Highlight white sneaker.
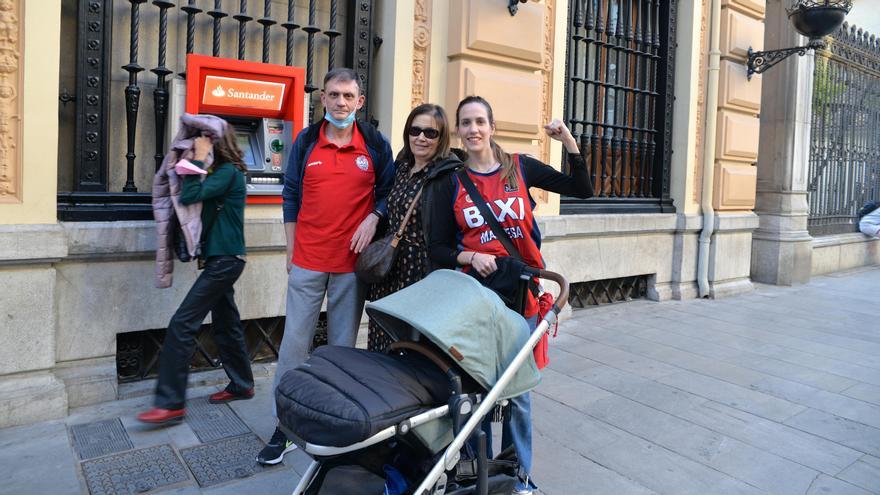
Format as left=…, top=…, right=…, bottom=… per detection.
left=512, top=489, right=533, bottom=495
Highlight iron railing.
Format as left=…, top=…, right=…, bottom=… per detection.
left=808, top=23, right=880, bottom=235
left=57, top=0, right=377, bottom=221
left=561, top=0, right=677, bottom=214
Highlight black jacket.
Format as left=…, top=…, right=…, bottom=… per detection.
left=419, top=154, right=464, bottom=272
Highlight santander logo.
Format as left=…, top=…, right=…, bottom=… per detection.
left=202, top=75, right=285, bottom=111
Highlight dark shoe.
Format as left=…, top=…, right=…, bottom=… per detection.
left=208, top=387, right=255, bottom=404
left=137, top=407, right=186, bottom=424
left=257, top=427, right=297, bottom=465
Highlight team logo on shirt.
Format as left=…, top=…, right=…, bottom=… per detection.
left=503, top=182, right=520, bottom=193
left=355, top=155, right=370, bottom=171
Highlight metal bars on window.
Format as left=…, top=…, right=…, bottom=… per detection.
left=59, top=0, right=375, bottom=221
left=561, top=0, right=676, bottom=214
left=807, top=23, right=880, bottom=236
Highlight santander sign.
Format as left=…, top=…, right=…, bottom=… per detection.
left=202, top=75, right=286, bottom=111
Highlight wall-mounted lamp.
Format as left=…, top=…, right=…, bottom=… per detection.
left=508, top=0, right=528, bottom=16
left=747, top=0, right=852, bottom=80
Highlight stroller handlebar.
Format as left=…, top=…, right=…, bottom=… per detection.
left=537, top=269, right=569, bottom=314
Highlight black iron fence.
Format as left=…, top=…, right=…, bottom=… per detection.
left=808, top=23, right=880, bottom=236
left=57, top=0, right=377, bottom=221
left=561, top=0, right=677, bottom=214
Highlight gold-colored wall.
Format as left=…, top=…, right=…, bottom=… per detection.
left=0, top=0, right=60, bottom=225
left=713, top=0, right=765, bottom=211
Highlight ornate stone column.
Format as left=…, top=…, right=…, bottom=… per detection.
left=751, top=0, right=814, bottom=285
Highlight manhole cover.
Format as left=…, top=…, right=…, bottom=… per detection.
left=70, top=418, right=134, bottom=460
left=185, top=396, right=250, bottom=443
left=81, top=444, right=189, bottom=495
left=180, top=434, right=269, bottom=487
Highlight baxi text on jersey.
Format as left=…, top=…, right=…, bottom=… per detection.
left=462, top=197, right=527, bottom=228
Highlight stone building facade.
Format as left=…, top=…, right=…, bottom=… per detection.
left=0, top=0, right=877, bottom=428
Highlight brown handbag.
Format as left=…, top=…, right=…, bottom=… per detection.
left=355, top=185, right=424, bottom=284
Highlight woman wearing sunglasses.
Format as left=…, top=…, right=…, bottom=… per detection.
left=365, top=103, right=462, bottom=352
left=428, top=95, right=593, bottom=495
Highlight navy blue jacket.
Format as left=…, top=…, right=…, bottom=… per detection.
left=282, top=120, right=395, bottom=223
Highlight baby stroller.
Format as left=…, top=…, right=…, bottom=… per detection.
left=275, top=267, right=569, bottom=495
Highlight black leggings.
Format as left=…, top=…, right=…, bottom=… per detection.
left=154, top=256, right=254, bottom=410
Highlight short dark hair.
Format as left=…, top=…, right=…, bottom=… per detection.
left=323, top=68, right=362, bottom=95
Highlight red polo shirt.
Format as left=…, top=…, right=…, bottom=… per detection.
left=293, top=122, right=375, bottom=272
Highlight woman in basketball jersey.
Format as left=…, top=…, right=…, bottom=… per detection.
left=428, top=95, right=592, bottom=494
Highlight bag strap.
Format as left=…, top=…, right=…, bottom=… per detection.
left=456, top=169, right=522, bottom=261
left=199, top=171, right=237, bottom=245
left=391, top=183, right=426, bottom=247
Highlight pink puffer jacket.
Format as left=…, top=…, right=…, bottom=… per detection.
left=152, top=113, right=229, bottom=288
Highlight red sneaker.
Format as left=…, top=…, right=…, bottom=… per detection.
left=208, top=388, right=255, bottom=404
left=136, top=407, right=186, bottom=424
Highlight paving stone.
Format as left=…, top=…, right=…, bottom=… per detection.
left=842, top=383, right=880, bottom=406
left=657, top=371, right=806, bottom=422
left=635, top=324, right=859, bottom=393
left=185, top=396, right=251, bottom=443
left=561, top=338, right=681, bottom=380
left=579, top=365, right=864, bottom=476
left=579, top=393, right=819, bottom=495
left=69, top=417, right=134, bottom=460
left=81, top=444, right=190, bottom=495
left=180, top=434, right=269, bottom=488
left=202, top=463, right=300, bottom=495
left=837, top=456, right=880, bottom=494
left=531, top=430, right=657, bottom=495
left=805, top=474, right=874, bottom=495
left=784, top=409, right=880, bottom=457
left=0, top=421, right=82, bottom=495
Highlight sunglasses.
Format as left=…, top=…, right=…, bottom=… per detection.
left=408, top=125, right=440, bottom=139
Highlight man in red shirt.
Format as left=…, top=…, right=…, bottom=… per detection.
left=258, top=68, right=394, bottom=464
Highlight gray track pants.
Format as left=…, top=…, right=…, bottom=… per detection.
left=271, top=263, right=365, bottom=417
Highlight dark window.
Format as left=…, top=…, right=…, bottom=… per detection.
left=57, top=0, right=376, bottom=221
left=562, top=0, right=677, bottom=214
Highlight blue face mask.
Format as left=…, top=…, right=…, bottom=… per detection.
left=324, top=110, right=356, bottom=129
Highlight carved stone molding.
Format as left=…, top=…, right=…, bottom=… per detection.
left=411, top=0, right=432, bottom=108
left=0, top=0, right=21, bottom=203
left=694, top=0, right=709, bottom=203
left=534, top=0, right=555, bottom=204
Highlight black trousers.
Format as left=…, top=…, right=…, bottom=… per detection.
left=154, top=256, right=254, bottom=410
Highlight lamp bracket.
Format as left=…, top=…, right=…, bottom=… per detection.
left=746, top=39, right=826, bottom=80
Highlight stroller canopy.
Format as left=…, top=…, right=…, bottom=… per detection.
left=366, top=269, right=540, bottom=399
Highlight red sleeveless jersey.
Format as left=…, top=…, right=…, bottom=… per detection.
left=452, top=155, right=543, bottom=316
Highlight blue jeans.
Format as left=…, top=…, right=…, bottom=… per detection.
left=472, top=315, right=538, bottom=492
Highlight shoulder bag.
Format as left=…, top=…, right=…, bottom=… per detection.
left=355, top=185, right=425, bottom=284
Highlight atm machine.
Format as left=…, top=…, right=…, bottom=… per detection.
left=168, top=54, right=306, bottom=204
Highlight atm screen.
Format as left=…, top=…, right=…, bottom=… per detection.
left=236, top=133, right=261, bottom=171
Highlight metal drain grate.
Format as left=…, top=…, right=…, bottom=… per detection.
left=569, top=275, right=649, bottom=308
left=180, top=434, right=269, bottom=487
left=81, top=444, right=189, bottom=495
left=185, top=396, right=251, bottom=443
left=70, top=418, right=134, bottom=460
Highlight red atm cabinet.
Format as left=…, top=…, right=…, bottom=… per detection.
left=185, top=54, right=306, bottom=205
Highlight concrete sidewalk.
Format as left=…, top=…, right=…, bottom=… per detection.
left=1, top=267, right=879, bottom=494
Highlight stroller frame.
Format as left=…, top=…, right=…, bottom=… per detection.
left=288, top=269, right=569, bottom=495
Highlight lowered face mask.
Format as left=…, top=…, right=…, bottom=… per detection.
left=324, top=110, right=356, bottom=129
